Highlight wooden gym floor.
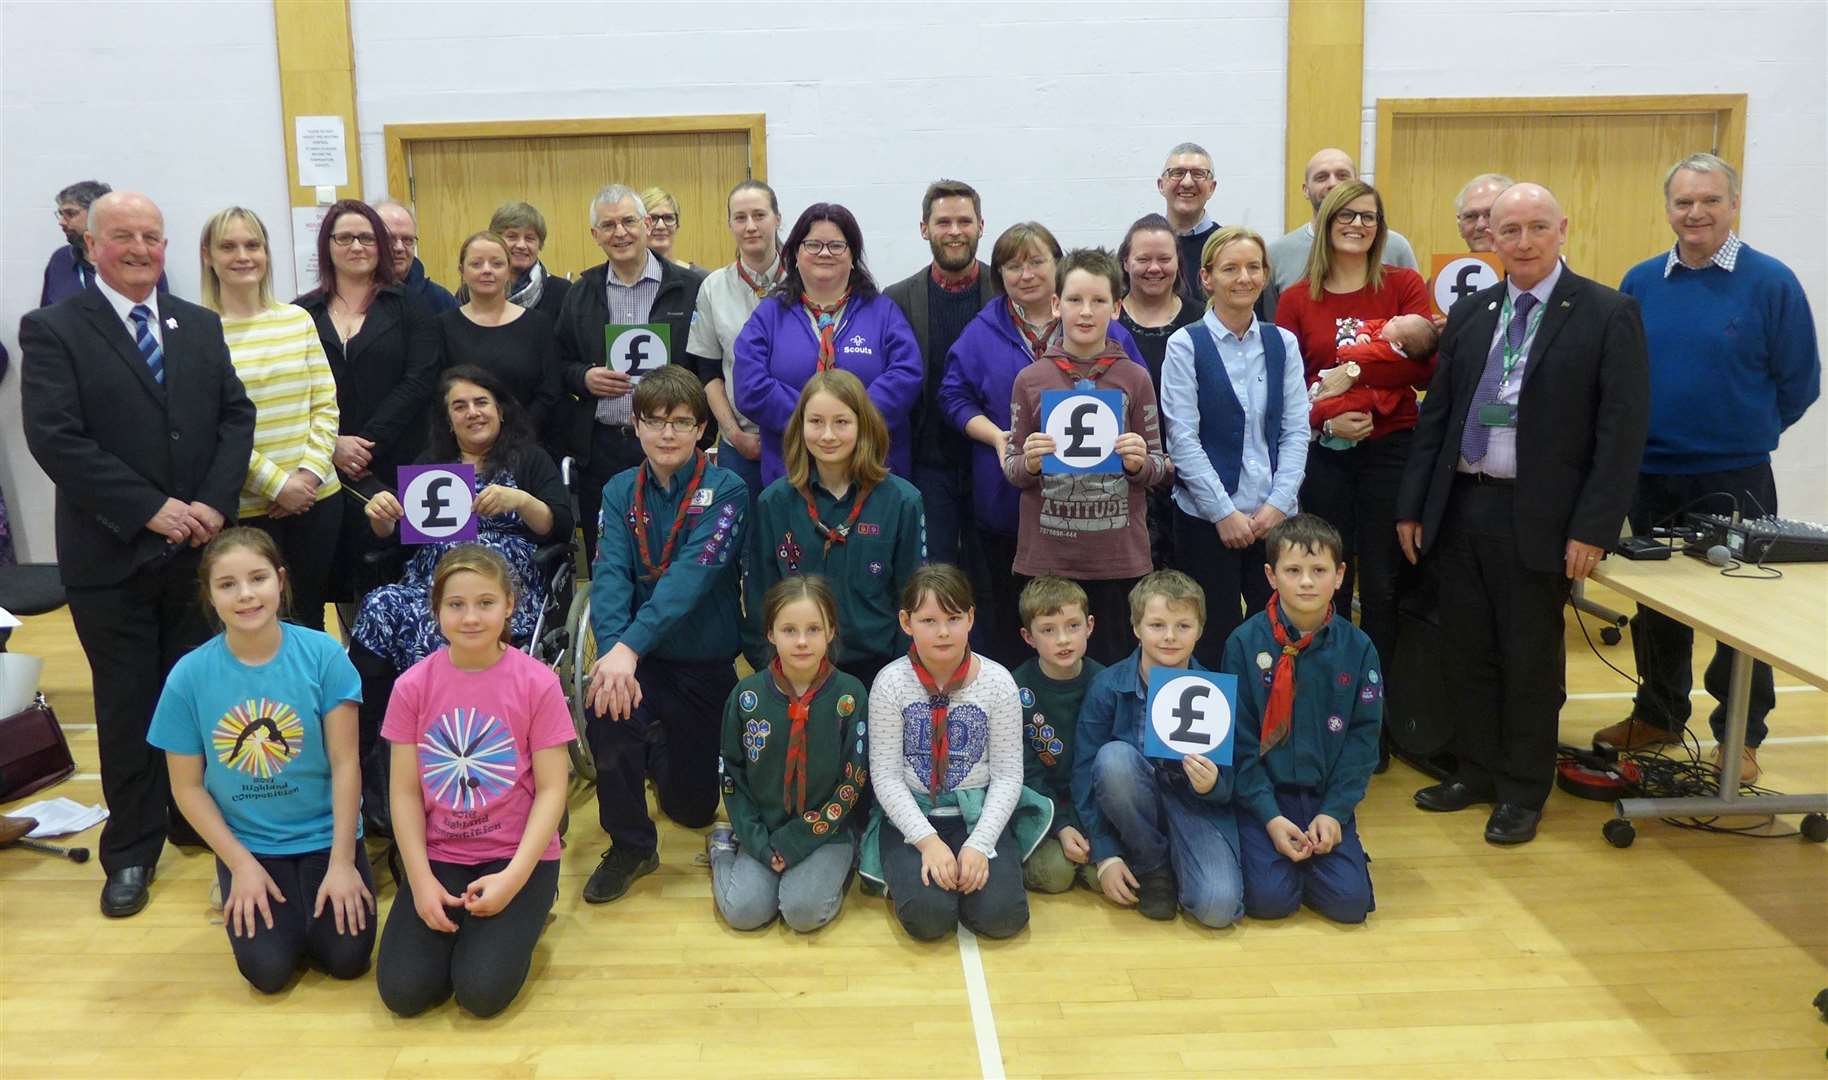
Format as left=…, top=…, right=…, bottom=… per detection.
left=1, top=579, right=1824, bottom=1078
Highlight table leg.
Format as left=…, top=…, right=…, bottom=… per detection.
left=1716, top=648, right=1752, bottom=798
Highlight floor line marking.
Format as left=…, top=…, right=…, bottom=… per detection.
left=957, top=926, right=1005, bottom=1080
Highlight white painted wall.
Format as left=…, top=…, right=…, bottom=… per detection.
left=1364, top=0, right=1828, bottom=521
left=347, top=0, right=1290, bottom=280
left=0, top=0, right=292, bottom=562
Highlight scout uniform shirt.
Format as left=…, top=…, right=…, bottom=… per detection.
left=1012, top=655, right=1105, bottom=837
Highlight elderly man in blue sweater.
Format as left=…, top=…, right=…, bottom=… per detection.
left=1594, top=154, right=1820, bottom=782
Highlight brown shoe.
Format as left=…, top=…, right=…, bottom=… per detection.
left=1709, top=744, right=1761, bottom=785
left=1593, top=717, right=1681, bottom=751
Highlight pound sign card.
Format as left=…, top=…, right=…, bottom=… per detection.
left=604, top=323, right=671, bottom=379
left=1429, top=252, right=1503, bottom=317
left=1144, top=668, right=1236, bottom=765
left=1039, top=388, right=1124, bottom=475
left=398, top=464, right=477, bottom=545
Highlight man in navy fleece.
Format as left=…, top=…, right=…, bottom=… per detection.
left=1593, top=153, right=1820, bottom=783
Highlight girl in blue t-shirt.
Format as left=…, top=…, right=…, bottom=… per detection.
left=149, top=528, right=374, bottom=993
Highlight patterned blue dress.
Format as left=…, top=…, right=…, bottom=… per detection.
left=351, top=468, right=545, bottom=671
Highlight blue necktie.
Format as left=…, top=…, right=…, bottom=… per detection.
left=1459, top=292, right=1537, bottom=465
left=130, top=304, right=164, bottom=385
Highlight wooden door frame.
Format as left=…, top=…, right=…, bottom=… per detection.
left=383, top=113, right=768, bottom=203
left=1374, top=93, right=1747, bottom=193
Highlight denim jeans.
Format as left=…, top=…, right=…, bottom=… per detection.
left=1092, top=741, right=1243, bottom=928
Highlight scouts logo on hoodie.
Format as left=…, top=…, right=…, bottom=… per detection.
left=841, top=333, right=872, bottom=357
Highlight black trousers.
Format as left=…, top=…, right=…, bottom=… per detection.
left=1301, top=431, right=1412, bottom=666
left=214, top=849, right=376, bottom=993
left=348, top=642, right=397, bottom=834
left=578, top=423, right=645, bottom=565
left=1627, top=464, right=1779, bottom=745
left=879, top=815, right=1028, bottom=941
left=1172, top=506, right=1272, bottom=670
left=964, top=527, right=1027, bottom=670
left=244, top=495, right=342, bottom=632
left=587, top=656, right=737, bottom=856
left=377, top=857, right=560, bottom=1018
left=1434, top=478, right=1571, bottom=809
left=1081, top=576, right=1144, bottom=668
left=65, top=551, right=208, bottom=872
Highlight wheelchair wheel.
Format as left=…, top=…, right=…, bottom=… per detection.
left=563, top=589, right=598, bottom=782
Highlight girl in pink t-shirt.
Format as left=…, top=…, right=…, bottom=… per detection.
left=376, top=546, right=574, bottom=1018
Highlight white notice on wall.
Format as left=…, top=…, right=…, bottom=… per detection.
left=295, top=115, right=348, bottom=187
left=292, top=205, right=330, bottom=295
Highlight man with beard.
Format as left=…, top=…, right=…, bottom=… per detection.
left=884, top=179, right=996, bottom=565
left=1263, top=148, right=1418, bottom=321
left=41, top=180, right=166, bottom=307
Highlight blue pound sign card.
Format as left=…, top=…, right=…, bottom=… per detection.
left=1143, top=667, right=1236, bottom=765
left=1039, top=388, right=1124, bottom=474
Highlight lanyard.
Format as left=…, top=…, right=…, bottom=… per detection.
left=1497, top=291, right=1547, bottom=391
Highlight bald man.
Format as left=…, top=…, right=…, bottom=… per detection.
left=1262, top=148, right=1419, bottom=321
left=21, top=191, right=256, bottom=915
left=374, top=200, right=457, bottom=314
left=1395, top=183, right=1647, bottom=845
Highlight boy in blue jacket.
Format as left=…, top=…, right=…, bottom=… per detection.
left=583, top=365, right=747, bottom=905
left=1071, top=570, right=1242, bottom=927
left=1223, top=513, right=1378, bottom=923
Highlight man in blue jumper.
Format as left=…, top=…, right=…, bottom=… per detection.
left=1593, top=154, right=1820, bottom=783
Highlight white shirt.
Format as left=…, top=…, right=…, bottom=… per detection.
left=686, top=256, right=782, bottom=434
left=1459, top=260, right=1564, bottom=479
left=95, top=275, right=163, bottom=348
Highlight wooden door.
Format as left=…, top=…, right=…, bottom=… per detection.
left=1375, top=95, right=1745, bottom=289
left=386, top=115, right=765, bottom=285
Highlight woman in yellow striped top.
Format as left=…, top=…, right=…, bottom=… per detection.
left=200, top=207, right=343, bottom=631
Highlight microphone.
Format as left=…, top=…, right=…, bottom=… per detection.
left=1705, top=545, right=1733, bottom=567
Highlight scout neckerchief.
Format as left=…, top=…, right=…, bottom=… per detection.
left=1008, top=298, right=1057, bottom=359
left=631, top=450, right=707, bottom=582
left=770, top=656, right=835, bottom=815
left=798, top=479, right=874, bottom=556
left=909, top=647, right=972, bottom=794
left=1049, top=347, right=1120, bottom=389
left=1262, top=593, right=1333, bottom=753
left=802, top=290, right=851, bottom=371
left=931, top=262, right=980, bottom=292
left=737, top=251, right=784, bottom=299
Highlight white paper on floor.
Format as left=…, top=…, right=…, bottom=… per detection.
left=11, top=797, right=107, bottom=838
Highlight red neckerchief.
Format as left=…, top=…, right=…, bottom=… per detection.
left=631, top=451, right=707, bottom=582
left=1008, top=298, right=1057, bottom=359
left=770, top=656, right=835, bottom=815
left=1262, top=593, right=1332, bottom=753
left=909, top=647, right=972, bottom=794
left=736, top=252, right=784, bottom=299
left=1046, top=344, right=1121, bottom=385
left=931, top=262, right=981, bottom=293
left=798, top=480, right=874, bottom=556
left=802, top=291, right=850, bottom=371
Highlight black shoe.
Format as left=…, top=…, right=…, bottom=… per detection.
left=1413, top=779, right=1496, bottom=813
left=1135, top=867, right=1177, bottom=921
left=582, top=846, right=659, bottom=904
left=1374, top=733, right=1392, bottom=775
left=1484, top=803, right=1542, bottom=845
left=100, top=865, right=156, bottom=918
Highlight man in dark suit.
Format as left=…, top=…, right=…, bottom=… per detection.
left=21, top=191, right=256, bottom=915
left=882, top=178, right=994, bottom=567
left=1395, top=183, right=1648, bottom=845
left=554, top=183, right=701, bottom=562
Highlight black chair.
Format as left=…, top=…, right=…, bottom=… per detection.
left=0, top=564, right=67, bottom=652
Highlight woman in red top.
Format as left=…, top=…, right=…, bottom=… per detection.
left=1273, top=180, right=1432, bottom=674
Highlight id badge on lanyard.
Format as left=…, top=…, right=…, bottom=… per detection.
left=1484, top=294, right=1544, bottom=429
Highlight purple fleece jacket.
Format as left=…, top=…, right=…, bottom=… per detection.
left=937, top=300, right=1142, bottom=536
left=732, top=292, right=923, bottom=485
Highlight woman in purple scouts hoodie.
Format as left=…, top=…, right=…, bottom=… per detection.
left=733, top=203, right=922, bottom=486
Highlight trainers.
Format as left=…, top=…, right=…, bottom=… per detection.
left=704, top=823, right=735, bottom=865
left=1709, top=744, right=1761, bottom=785
left=582, top=845, right=660, bottom=904
left=1593, top=717, right=1682, bottom=752
left=1135, top=867, right=1177, bottom=921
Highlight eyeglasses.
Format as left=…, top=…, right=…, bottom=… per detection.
left=1457, top=209, right=1493, bottom=224
left=637, top=416, right=701, bottom=435
left=596, top=216, right=645, bottom=235
left=1163, top=167, right=1214, bottom=183
left=800, top=239, right=850, bottom=256
left=55, top=207, right=83, bottom=221
left=330, top=232, right=378, bottom=248
left=1333, top=209, right=1381, bottom=226
left=390, top=233, right=418, bottom=249
left=647, top=213, right=679, bottom=228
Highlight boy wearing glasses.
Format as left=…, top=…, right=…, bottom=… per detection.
left=582, top=364, right=747, bottom=904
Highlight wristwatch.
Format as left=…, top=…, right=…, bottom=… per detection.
left=1322, top=419, right=1335, bottom=438
left=1344, top=361, right=1361, bottom=379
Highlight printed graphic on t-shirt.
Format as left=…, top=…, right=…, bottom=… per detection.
left=901, top=699, right=988, bottom=791
left=419, top=707, right=518, bottom=812
left=213, top=699, right=305, bottom=779
left=1038, top=473, right=1129, bottom=536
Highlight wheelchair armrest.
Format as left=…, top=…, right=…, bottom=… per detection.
left=533, top=541, right=574, bottom=575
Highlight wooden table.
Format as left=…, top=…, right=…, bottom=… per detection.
left=1590, top=556, right=1828, bottom=831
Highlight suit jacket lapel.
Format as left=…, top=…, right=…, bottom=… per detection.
left=1521, top=267, right=1580, bottom=388
left=79, top=287, right=164, bottom=400
left=347, top=291, right=399, bottom=365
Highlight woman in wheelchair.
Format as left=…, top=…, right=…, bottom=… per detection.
left=347, top=366, right=573, bottom=827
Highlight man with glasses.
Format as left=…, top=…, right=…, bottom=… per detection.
left=554, top=183, right=703, bottom=561
left=374, top=199, right=457, bottom=314
left=1455, top=174, right=1514, bottom=253
left=41, top=180, right=166, bottom=307
left=1263, top=148, right=1419, bottom=321
left=1156, top=143, right=1227, bottom=304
